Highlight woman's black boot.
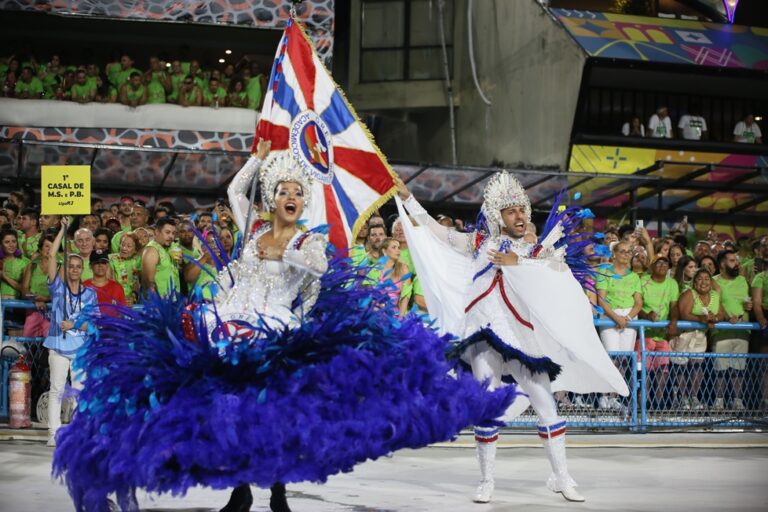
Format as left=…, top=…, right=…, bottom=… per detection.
left=269, top=482, right=292, bottom=512
left=220, top=484, right=253, bottom=512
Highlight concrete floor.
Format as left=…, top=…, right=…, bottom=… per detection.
left=1, top=439, right=767, bottom=512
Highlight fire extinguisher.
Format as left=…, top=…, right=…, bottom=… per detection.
left=9, top=356, right=32, bottom=429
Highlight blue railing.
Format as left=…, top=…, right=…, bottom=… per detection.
left=2, top=299, right=767, bottom=430
left=507, top=318, right=766, bottom=431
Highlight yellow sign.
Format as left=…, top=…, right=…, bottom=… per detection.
left=569, top=145, right=656, bottom=175
left=41, top=165, right=91, bottom=215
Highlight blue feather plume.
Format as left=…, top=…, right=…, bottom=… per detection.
left=53, top=253, right=518, bottom=511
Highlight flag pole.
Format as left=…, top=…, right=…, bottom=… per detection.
left=289, top=0, right=303, bottom=18
left=240, top=159, right=261, bottom=256
left=62, top=219, right=68, bottom=339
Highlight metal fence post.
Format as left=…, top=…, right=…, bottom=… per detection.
left=630, top=351, right=639, bottom=431
left=638, top=324, right=647, bottom=432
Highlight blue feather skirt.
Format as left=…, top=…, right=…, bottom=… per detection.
left=52, top=259, right=517, bottom=512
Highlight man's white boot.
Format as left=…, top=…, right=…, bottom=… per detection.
left=473, top=427, right=498, bottom=503
left=540, top=422, right=585, bottom=503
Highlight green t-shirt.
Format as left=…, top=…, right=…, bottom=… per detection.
left=18, top=231, right=41, bottom=260
left=179, top=86, right=200, bottom=105
left=687, top=289, right=720, bottom=317
left=144, top=240, right=180, bottom=297
left=752, top=271, right=768, bottom=308
left=398, top=247, right=423, bottom=302
left=106, top=62, right=122, bottom=84
left=596, top=265, right=641, bottom=310
left=70, top=82, right=95, bottom=102
left=15, top=77, right=44, bottom=97
left=112, top=67, right=142, bottom=87
left=181, top=246, right=201, bottom=262
left=168, top=73, right=186, bottom=101
left=123, top=84, right=145, bottom=103
left=80, top=259, right=93, bottom=282
left=1, top=256, right=30, bottom=298
left=110, top=253, right=140, bottom=301
left=202, top=86, right=226, bottom=106
left=194, top=262, right=218, bottom=300
left=228, top=91, right=249, bottom=108
left=712, top=275, right=750, bottom=341
left=146, top=80, right=166, bottom=104
left=246, top=75, right=263, bottom=109
left=29, top=259, right=50, bottom=298
left=640, top=275, right=679, bottom=339
left=365, top=254, right=383, bottom=286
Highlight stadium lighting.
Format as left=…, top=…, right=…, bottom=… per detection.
left=166, top=62, right=171, bottom=67
left=225, top=49, right=232, bottom=55
left=756, top=116, right=764, bottom=121
left=218, top=58, right=226, bottom=64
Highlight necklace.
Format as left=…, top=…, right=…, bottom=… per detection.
left=65, top=282, right=83, bottom=322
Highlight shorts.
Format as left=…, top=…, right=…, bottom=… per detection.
left=635, top=338, right=670, bottom=371
left=712, top=338, right=749, bottom=371
left=669, top=330, right=707, bottom=365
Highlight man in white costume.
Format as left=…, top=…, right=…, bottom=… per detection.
left=395, top=173, right=629, bottom=504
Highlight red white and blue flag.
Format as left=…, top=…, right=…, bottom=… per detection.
left=255, top=17, right=396, bottom=250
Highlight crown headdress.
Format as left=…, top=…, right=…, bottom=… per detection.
left=481, top=171, right=531, bottom=236
left=259, top=151, right=314, bottom=211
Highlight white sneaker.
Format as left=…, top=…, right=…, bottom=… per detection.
left=733, top=398, right=746, bottom=411
left=473, top=479, right=494, bottom=503
left=559, top=486, right=586, bottom=502
left=598, top=396, right=609, bottom=409
left=713, top=398, right=725, bottom=411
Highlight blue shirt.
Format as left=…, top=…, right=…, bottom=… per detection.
left=43, top=276, right=97, bottom=358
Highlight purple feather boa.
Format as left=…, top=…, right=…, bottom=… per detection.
left=52, top=256, right=518, bottom=512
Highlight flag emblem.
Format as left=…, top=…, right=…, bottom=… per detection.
left=290, top=110, right=334, bottom=185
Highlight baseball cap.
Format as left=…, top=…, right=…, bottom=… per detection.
left=89, top=249, right=110, bottom=264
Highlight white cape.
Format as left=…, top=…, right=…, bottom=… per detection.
left=396, top=198, right=628, bottom=419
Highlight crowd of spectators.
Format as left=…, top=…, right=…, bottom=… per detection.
left=621, top=106, right=763, bottom=144
left=349, top=209, right=768, bottom=413
left=1, top=189, right=766, bottom=416
left=0, top=53, right=266, bottom=110
left=587, top=220, right=767, bottom=412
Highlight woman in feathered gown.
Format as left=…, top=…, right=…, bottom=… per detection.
left=51, top=141, right=518, bottom=512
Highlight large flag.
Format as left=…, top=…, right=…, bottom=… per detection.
left=256, top=17, right=396, bottom=250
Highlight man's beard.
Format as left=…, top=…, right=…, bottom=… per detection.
left=725, top=266, right=740, bottom=278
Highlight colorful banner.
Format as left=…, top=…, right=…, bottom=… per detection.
left=570, top=144, right=768, bottom=177
left=568, top=144, right=768, bottom=223
left=41, top=165, right=91, bottom=214
left=553, top=9, right=768, bottom=70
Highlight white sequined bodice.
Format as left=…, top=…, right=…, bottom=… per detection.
left=212, top=228, right=326, bottom=329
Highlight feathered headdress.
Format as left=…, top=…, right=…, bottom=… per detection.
left=480, top=171, right=531, bottom=236
left=259, top=151, right=314, bottom=211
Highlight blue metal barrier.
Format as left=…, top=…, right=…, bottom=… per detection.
left=2, top=298, right=767, bottom=430
left=505, top=319, right=767, bottom=431
left=0, top=299, right=48, bottom=418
